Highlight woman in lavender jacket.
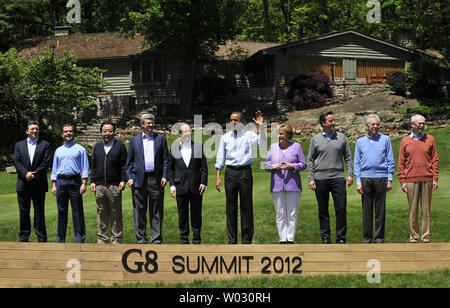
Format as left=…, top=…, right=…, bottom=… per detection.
left=265, top=124, right=307, bottom=244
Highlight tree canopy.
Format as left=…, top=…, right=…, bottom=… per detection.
left=121, top=0, right=247, bottom=118
left=0, top=48, right=107, bottom=127
left=235, top=0, right=449, bottom=59
left=1, top=0, right=448, bottom=57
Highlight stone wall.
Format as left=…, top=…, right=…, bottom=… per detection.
left=331, top=83, right=392, bottom=102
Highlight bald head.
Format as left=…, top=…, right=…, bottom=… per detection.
left=179, top=123, right=192, bottom=145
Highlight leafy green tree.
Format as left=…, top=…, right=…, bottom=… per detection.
left=0, top=48, right=31, bottom=126
left=0, top=0, right=67, bottom=51
left=0, top=48, right=107, bottom=127
left=122, top=0, right=246, bottom=118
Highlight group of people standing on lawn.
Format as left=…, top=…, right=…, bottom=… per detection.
left=13, top=110, right=439, bottom=245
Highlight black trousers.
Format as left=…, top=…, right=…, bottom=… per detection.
left=361, top=177, right=387, bottom=243
left=176, top=192, right=202, bottom=244
left=56, top=177, right=85, bottom=243
left=132, top=173, right=164, bottom=244
left=17, top=190, right=47, bottom=242
left=315, top=178, right=347, bottom=243
left=225, top=166, right=254, bottom=244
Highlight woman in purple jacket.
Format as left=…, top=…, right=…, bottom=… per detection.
left=265, top=124, right=307, bottom=244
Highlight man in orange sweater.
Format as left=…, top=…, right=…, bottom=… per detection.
left=398, top=114, right=439, bottom=243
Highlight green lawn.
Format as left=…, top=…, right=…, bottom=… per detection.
left=80, top=268, right=450, bottom=288
left=1, top=126, right=450, bottom=287
left=1, top=126, right=449, bottom=244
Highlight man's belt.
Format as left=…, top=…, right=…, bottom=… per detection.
left=57, top=174, right=81, bottom=180
left=226, top=165, right=251, bottom=171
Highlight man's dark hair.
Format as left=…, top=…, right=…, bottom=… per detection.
left=319, top=111, right=334, bottom=127
left=100, top=120, right=116, bottom=133
left=27, top=120, right=39, bottom=129
left=62, top=123, right=75, bottom=131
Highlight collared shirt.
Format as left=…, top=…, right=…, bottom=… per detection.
left=27, top=137, right=38, bottom=165
left=180, top=142, right=192, bottom=167
left=103, top=139, right=115, bottom=155
left=51, top=141, right=90, bottom=181
left=321, top=130, right=336, bottom=140
left=215, top=130, right=265, bottom=170
left=410, top=131, right=424, bottom=140
left=142, top=132, right=155, bottom=172
left=354, top=133, right=395, bottom=185
left=170, top=141, right=205, bottom=192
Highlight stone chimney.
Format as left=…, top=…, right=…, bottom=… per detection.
left=54, top=26, right=72, bottom=36
left=396, top=28, right=417, bottom=49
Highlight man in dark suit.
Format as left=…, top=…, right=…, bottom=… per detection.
left=169, top=123, right=208, bottom=244
left=13, top=121, right=51, bottom=242
left=126, top=113, right=170, bottom=244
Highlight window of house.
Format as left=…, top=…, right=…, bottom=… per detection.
left=131, top=58, right=165, bottom=84
left=132, top=60, right=141, bottom=83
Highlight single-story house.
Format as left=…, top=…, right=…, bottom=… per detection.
left=13, top=28, right=443, bottom=111
left=244, top=29, right=439, bottom=99
left=14, top=27, right=279, bottom=118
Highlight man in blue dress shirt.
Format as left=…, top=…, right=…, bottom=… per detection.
left=51, top=124, right=90, bottom=243
left=215, top=111, right=266, bottom=244
left=354, top=114, right=395, bottom=243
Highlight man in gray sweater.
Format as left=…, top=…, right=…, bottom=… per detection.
left=307, top=111, right=353, bottom=244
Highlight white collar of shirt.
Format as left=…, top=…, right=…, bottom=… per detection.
left=27, top=138, right=38, bottom=164
left=410, top=131, right=424, bottom=140
left=103, top=139, right=115, bottom=155
left=180, top=142, right=192, bottom=167
left=231, top=129, right=246, bottom=137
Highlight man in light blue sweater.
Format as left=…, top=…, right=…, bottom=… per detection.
left=354, top=114, right=395, bottom=243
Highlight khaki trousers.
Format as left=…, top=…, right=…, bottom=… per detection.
left=95, top=184, right=123, bottom=244
left=405, top=182, right=432, bottom=243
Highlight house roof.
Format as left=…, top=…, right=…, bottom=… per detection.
left=13, top=31, right=281, bottom=62
left=215, top=40, right=281, bottom=60
left=251, top=29, right=434, bottom=60
left=15, top=32, right=148, bottom=61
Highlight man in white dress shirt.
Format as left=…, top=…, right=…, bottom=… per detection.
left=168, top=123, right=208, bottom=244
left=215, top=111, right=266, bottom=244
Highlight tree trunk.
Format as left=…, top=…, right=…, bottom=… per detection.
left=279, top=0, right=291, bottom=41
left=177, top=55, right=195, bottom=120
left=263, top=0, right=271, bottom=41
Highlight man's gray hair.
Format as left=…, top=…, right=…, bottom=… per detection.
left=365, top=114, right=381, bottom=125
left=140, top=113, right=155, bottom=124
left=411, top=114, right=425, bottom=123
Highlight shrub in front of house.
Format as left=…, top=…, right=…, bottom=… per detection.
left=287, top=69, right=333, bottom=110
left=387, top=71, right=407, bottom=96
